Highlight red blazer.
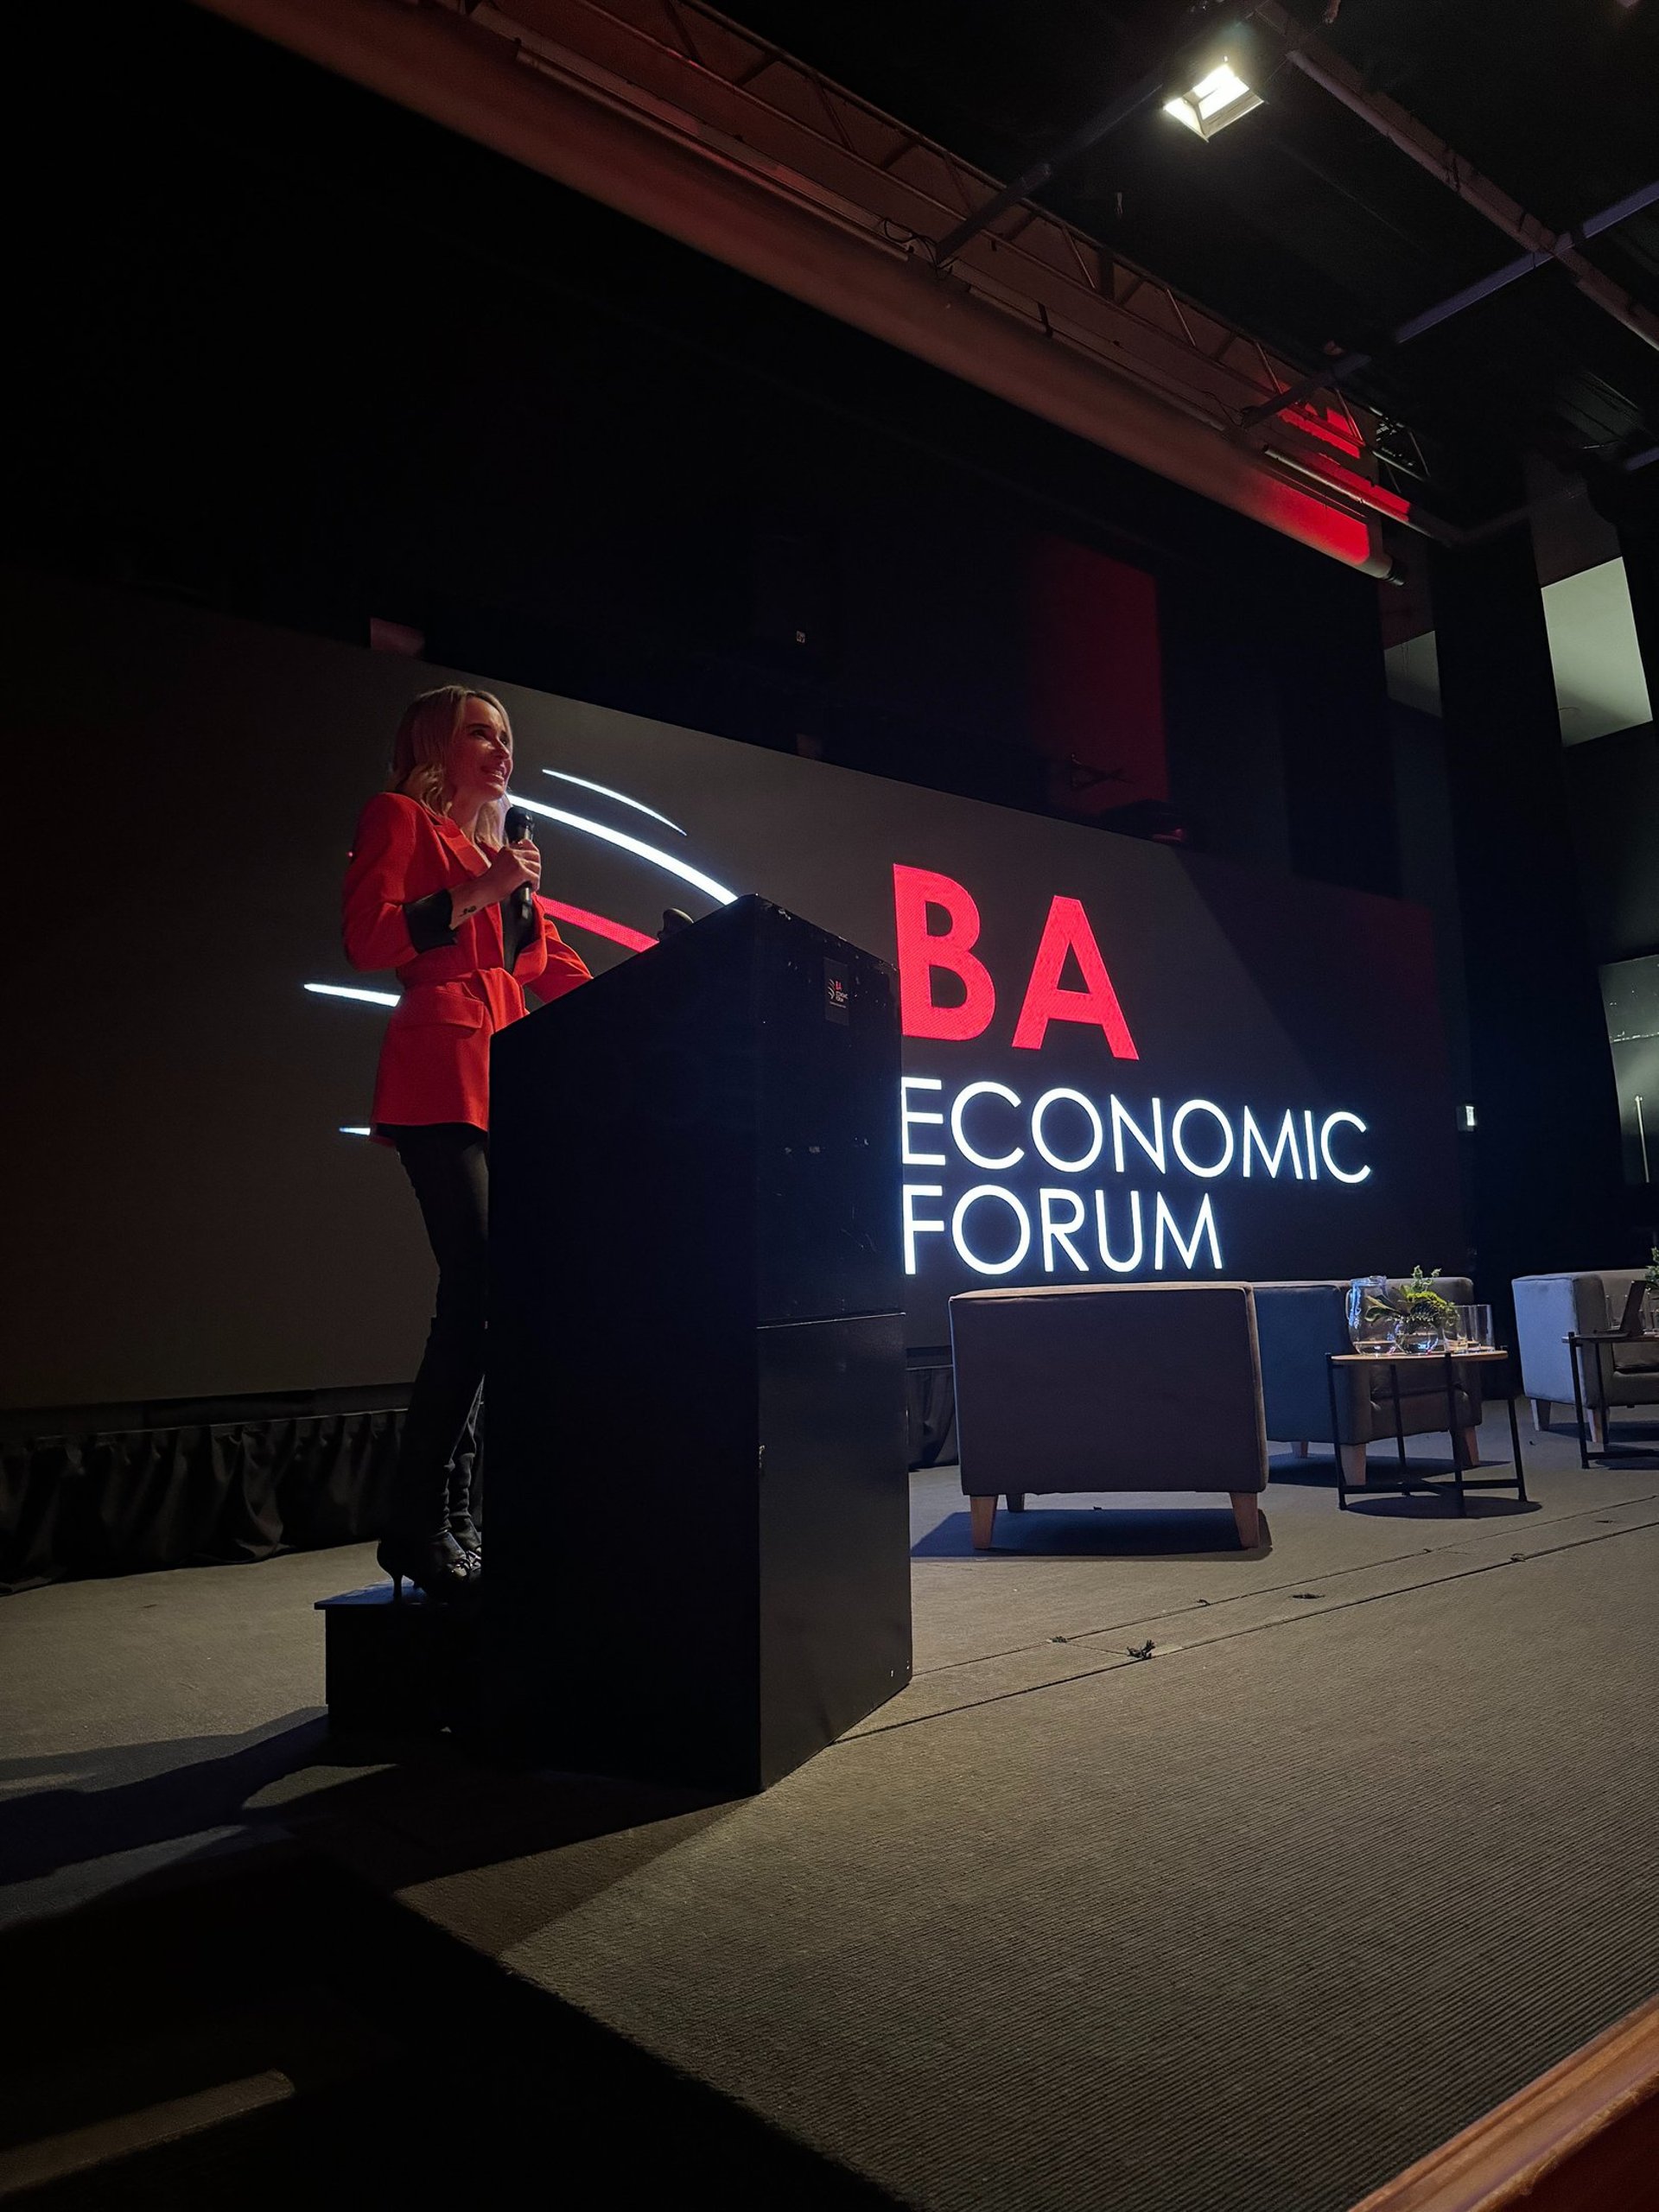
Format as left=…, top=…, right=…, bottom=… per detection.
left=342, top=791, right=591, bottom=1136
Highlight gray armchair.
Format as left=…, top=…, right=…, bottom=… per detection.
left=950, top=1282, right=1268, bottom=1552
left=1252, top=1276, right=1482, bottom=1487
left=1511, top=1270, right=1659, bottom=1446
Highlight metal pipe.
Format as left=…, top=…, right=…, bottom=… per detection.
left=934, top=67, right=1166, bottom=268
left=1252, top=1, right=1659, bottom=354
left=1260, top=445, right=1452, bottom=541
left=1242, top=181, right=1659, bottom=428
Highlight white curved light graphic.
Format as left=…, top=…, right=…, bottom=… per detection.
left=507, top=792, right=737, bottom=906
left=340, top=1126, right=372, bottom=1137
left=541, top=769, right=685, bottom=836
left=306, top=982, right=399, bottom=1007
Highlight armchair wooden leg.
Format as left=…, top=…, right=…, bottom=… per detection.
left=1230, top=1492, right=1262, bottom=1548
left=969, top=1496, right=999, bottom=1550
left=1292, top=1441, right=1310, bottom=1459
left=1461, top=1427, right=1481, bottom=1468
left=1529, top=1398, right=1552, bottom=1433
left=1338, top=1443, right=1368, bottom=1488
left=1005, top=1493, right=1027, bottom=1512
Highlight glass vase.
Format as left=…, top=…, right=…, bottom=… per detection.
left=1393, top=1315, right=1445, bottom=1356
left=1347, top=1275, right=1395, bottom=1352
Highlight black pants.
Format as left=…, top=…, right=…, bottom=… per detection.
left=389, top=1124, right=489, bottom=1542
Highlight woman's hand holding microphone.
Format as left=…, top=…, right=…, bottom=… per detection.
left=480, top=837, right=541, bottom=902
left=449, top=836, right=541, bottom=928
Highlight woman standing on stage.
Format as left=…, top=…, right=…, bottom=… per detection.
left=343, top=685, right=591, bottom=1600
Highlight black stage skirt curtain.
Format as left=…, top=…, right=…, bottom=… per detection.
left=0, top=1410, right=404, bottom=1594
left=3, top=1368, right=958, bottom=1591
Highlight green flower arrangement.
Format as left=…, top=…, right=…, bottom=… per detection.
left=1395, top=1265, right=1459, bottom=1335
left=1358, top=1266, right=1460, bottom=1344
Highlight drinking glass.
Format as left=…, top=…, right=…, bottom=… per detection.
left=1454, top=1303, right=1493, bottom=1350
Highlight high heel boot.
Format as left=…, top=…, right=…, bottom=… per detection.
left=448, top=1405, right=482, bottom=1566
left=447, top=1467, right=481, bottom=1567
left=377, top=1529, right=476, bottom=1603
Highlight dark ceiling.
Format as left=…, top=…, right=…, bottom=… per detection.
left=722, top=0, right=1659, bottom=507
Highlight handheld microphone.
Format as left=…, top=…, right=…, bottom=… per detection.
left=503, top=804, right=536, bottom=927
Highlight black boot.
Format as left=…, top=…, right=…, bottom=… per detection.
left=377, top=1529, right=476, bottom=1603
left=447, top=1395, right=483, bottom=1564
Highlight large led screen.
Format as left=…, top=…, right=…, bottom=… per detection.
left=7, top=575, right=1461, bottom=1404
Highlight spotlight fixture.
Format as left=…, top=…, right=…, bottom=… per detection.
left=1163, top=57, right=1262, bottom=140
left=932, top=3, right=1260, bottom=264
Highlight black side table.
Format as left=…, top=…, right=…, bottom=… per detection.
left=1326, top=1348, right=1528, bottom=1515
left=1565, top=1331, right=1659, bottom=1465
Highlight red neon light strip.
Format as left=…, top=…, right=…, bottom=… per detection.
left=535, top=893, right=658, bottom=946
left=537, top=896, right=657, bottom=952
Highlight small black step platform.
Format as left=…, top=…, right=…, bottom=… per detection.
left=315, top=1584, right=479, bottom=1734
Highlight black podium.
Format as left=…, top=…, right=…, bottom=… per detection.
left=484, top=896, right=912, bottom=1791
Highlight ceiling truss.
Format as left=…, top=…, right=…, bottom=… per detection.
left=193, top=0, right=1478, bottom=563
left=467, top=0, right=1388, bottom=489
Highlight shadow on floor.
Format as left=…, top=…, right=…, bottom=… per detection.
left=1266, top=1454, right=1351, bottom=1487
left=1342, top=1493, right=1542, bottom=1520
left=0, top=1710, right=743, bottom=1924
left=0, top=1849, right=899, bottom=2209
left=1267, top=1452, right=1544, bottom=1515
left=912, top=1505, right=1273, bottom=1561
left=0, top=1719, right=331, bottom=1891
left=1518, top=1420, right=1657, bottom=1469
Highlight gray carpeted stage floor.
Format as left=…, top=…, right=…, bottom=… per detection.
left=5, top=1414, right=1658, bottom=2210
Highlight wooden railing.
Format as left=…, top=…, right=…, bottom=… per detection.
left=1350, top=1994, right=1659, bottom=2211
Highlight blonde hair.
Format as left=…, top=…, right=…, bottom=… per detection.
left=389, top=684, right=512, bottom=848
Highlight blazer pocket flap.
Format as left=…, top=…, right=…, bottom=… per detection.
left=394, top=990, right=486, bottom=1029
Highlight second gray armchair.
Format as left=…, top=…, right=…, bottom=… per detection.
left=1252, top=1277, right=1481, bottom=1484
